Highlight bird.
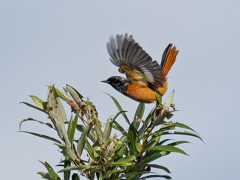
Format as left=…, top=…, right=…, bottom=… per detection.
left=102, top=33, right=179, bottom=103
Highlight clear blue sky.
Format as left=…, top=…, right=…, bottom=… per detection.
left=1, top=1, right=240, bottom=179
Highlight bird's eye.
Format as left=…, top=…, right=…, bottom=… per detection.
left=112, top=77, right=117, bottom=82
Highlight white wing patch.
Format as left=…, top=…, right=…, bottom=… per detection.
left=141, top=67, right=154, bottom=82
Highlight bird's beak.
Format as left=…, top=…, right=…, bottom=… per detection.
left=101, top=80, right=109, bottom=83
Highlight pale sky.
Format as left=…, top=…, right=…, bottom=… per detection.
left=1, top=1, right=240, bottom=180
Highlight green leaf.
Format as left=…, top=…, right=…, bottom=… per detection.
left=173, top=122, right=200, bottom=135
left=138, top=107, right=155, bottom=137
left=55, top=88, right=67, bottom=99
left=58, top=165, right=87, bottom=173
left=85, top=137, right=94, bottom=160
left=56, top=144, right=78, bottom=163
left=112, top=110, right=127, bottom=123
left=76, top=124, right=94, bottom=142
left=147, top=164, right=171, bottom=173
left=127, top=123, right=137, bottom=155
left=112, top=121, right=127, bottom=136
left=67, top=111, right=79, bottom=146
left=114, top=135, right=127, bottom=152
left=103, top=117, right=112, bottom=144
left=93, top=115, right=103, bottom=145
left=155, top=90, right=162, bottom=104
left=156, top=121, right=175, bottom=132
left=19, top=131, right=61, bottom=143
left=77, top=122, right=92, bottom=157
left=19, top=118, right=53, bottom=130
left=65, top=84, right=83, bottom=106
left=133, top=102, right=145, bottom=130
left=145, top=136, right=160, bottom=150
left=48, top=86, right=71, bottom=147
left=20, top=102, right=47, bottom=114
left=109, top=95, right=130, bottom=125
left=30, top=95, right=43, bottom=108
left=118, top=145, right=127, bottom=157
left=111, top=155, right=135, bottom=166
left=158, top=139, right=172, bottom=145
left=142, top=174, right=172, bottom=179
left=39, top=161, right=61, bottom=180
left=103, top=169, right=125, bottom=178
left=148, top=145, right=188, bottom=155
left=64, top=160, right=71, bottom=180
left=162, top=131, right=203, bottom=141
left=37, top=171, right=52, bottom=179
left=167, top=141, right=189, bottom=147
left=121, top=171, right=149, bottom=177
left=141, top=153, right=163, bottom=165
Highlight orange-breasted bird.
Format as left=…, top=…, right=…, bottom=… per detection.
left=102, top=34, right=179, bottom=103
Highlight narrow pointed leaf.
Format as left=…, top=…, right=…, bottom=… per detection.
left=103, top=117, right=112, bottom=144
left=148, top=145, right=188, bottom=155
left=114, top=135, right=127, bottom=151
left=39, top=161, right=61, bottom=180
left=19, top=131, right=61, bottom=143
left=162, top=131, right=203, bottom=141
left=112, top=155, right=135, bottom=165
left=77, top=122, right=92, bottom=157
left=167, top=141, right=190, bottom=146
left=56, top=144, right=78, bottom=163
left=118, top=145, right=127, bottom=157
left=48, top=86, right=71, bottom=147
left=85, top=137, right=94, bottom=160
left=37, top=172, right=52, bottom=179
left=173, top=122, right=200, bottom=135
left=113, top=121, right=127, bottom=136
left=155, top=90, right=162, bottom=104
left=145, top=136, right=160, bottom=150
left=142, top=175, right=172, bottom=179
left=133, top=102, right=145, bottom=130
left=158, top=139, right=172, bottom=145
left=93, top=116, right=103, bottom=145
left=66, top=84, right=83, bottom=106
left=19, top=118, right=53, bottom=130
left=112, top=110, right=127, bottom=123
left=64, top=160, right=71, bottom=180
left=127, top=123, right=137, bottom=155
left=76, top=124, right=94, bottom=142
left=58, top=165, right=87, bottom=173
left=121, top=171, right=149, bottom=177
left=147, top=164, right=171, bottom=173
left=139, top=107, right=155, bottom=137
left=67, top=111, right=79, bottom=146
left=20, top=102, right=47, bottom=114
left=108, top=95, right=130, bottom=125
left=141, top=153, right=163, bottom=165
left=30, top=95, right=43, bottom=108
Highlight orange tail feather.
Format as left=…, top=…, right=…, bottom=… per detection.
left=160, top=44, right=179, bottom=75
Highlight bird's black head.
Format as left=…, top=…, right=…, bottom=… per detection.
left=101, top=76, right=129, bottom=94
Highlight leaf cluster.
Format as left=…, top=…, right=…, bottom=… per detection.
left=20, top=85, right=201, bottom=180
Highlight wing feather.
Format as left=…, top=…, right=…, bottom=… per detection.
left=107, top=33, right=166, bottom=90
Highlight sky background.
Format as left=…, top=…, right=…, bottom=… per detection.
left=1, top=1, right=240, bottom=179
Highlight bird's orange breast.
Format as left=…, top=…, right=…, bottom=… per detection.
left=125, top=81, right=168, bottom=103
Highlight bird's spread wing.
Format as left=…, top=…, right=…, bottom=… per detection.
left=107, top=33, right=166, bottom=90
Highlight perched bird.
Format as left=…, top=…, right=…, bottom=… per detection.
left=102, top=34, right=179, bottom=103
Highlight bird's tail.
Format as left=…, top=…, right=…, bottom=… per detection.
left=160, top=44, right=179, bottom=75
